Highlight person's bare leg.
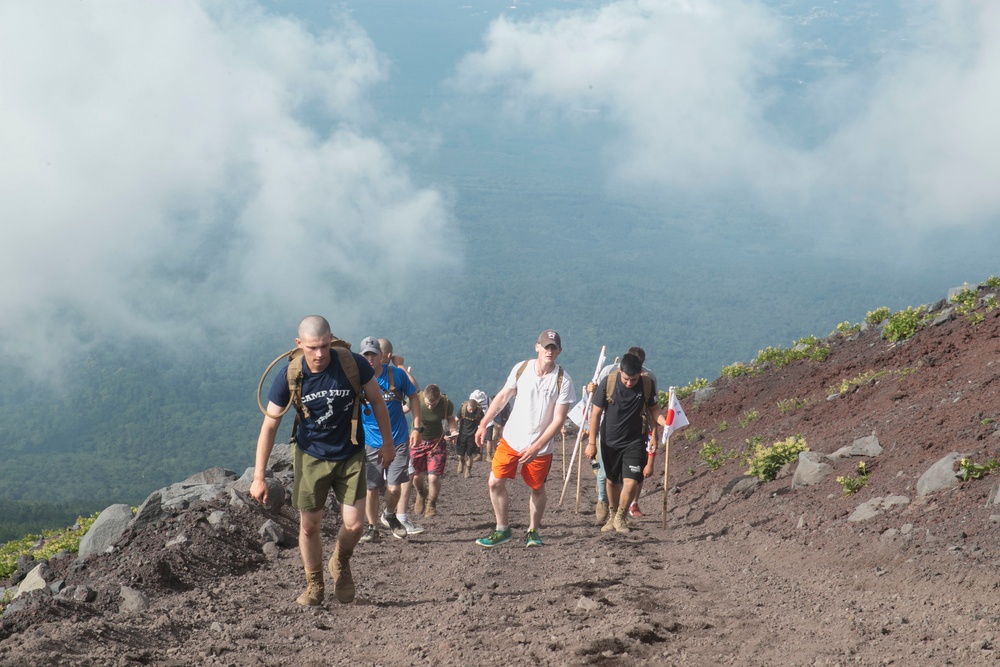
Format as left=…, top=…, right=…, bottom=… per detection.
left=487, top=473, right=509, bottom=527
left=527, top=484, right=547, bottom=531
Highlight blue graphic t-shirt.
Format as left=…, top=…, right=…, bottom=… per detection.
left=362, top=364, right=417, bottom=447
left=267, top=351, right=375, bottom=461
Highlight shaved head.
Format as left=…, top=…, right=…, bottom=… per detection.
left=378, top=338, right=393, bottom=355
left=297, top=315, right=331, bottom=340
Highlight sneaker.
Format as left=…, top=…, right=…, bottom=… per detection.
left=628, top=502, right=643, bottom=518
left=525, top=529, right=543, bottom=547
left=359, top=524, right=380, bottom=543
left=400, top=517, right=425, bottom=535
left=381, top=512, right=407, bottom=539
left=475, top=527, right=513, bottom=547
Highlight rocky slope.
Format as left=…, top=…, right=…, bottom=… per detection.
left=3, top=283, right=1000, bottom=666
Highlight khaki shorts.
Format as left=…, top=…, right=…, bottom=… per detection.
left=292, top=444, right=366, bottom=511
left=490, top=424, right=504, bottom=441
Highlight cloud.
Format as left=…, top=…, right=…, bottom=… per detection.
left=0, top=0, right=457, bottom=370
left=453, top=0, right=1000, bottom=232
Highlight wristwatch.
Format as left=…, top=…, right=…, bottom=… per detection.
left=414, top=426, right=425, bottom=433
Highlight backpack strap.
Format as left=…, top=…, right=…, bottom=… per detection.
left=604, top=370, right=652, bottom=407
left=516, top=359, right=564, bottom=393
left=331, top=347, right=362, bottom=445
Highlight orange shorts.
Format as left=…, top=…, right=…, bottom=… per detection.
left=491, top=438, right=552, bottom=490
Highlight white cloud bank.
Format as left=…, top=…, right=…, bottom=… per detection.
left=453, top=0, right=1000, bottom=232
left=0, top=0, right=456, bottom=367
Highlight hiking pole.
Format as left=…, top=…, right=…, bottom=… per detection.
left=661, top=386, right=676, bottom=531
left=559, top=346, right=606, bottom=507
left=561, top=431, right=566, bottom=482
left=575, top=430, right=584, bottom=512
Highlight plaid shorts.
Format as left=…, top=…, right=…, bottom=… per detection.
left=410, top=435, right=447, bottom=476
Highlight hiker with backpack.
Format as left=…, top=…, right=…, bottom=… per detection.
left=357, top=337, right=421, bottom=543
left=473, top=330, right=576, bottom=548
left=585, top=352, right=666, bottom=534
left=587, top=346, right=659, bottom=522
left=456, top=398, right=485, bottom=477
left=252, top=315, right=394, bottom=607
left=377, top=338, right=424, bottom=536
left=411, top=384, right=458, bottom=518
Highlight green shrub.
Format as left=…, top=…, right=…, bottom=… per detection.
left=882, top=306, right=928, bottom=343
left=721, top=362, right=755, bottom=378
left=0, top=513, right=98, bottom=580
left=866, top=307, right=891, bottom=326
left=837, top=461, right=869, bottom=496
left=739, top=409, right=760, bottom=428
left=831, top=321, right=861, bottom=337
left=745, top=435, right=808, bottom=481
left=950, top=286, right=978, bottom=315
left=984, top=276, right=1000, bottom=289
left=718, top=421, right=729, bottom=432
left=958, top=458, right=999, bottom=481
left=776, top=397, right=808, bottom=414
left=700, top=439, right=738, bottom=471
left=675, top=378, right=708, bottom=401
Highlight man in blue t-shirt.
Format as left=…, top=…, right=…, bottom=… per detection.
left=252, top=316, right=394, bottom=607
left=356, top=336, right=421, bottom=542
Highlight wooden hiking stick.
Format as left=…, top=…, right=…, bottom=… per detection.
left=575, top=433, right=584, bottom=511
left=559, top=346, right=606, bottom=507
left=561, top=431, right=566, bottom=481
left=661, top=432, right=671, bottom=530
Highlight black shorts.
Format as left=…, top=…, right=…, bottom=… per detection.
left=456, top=434, right=480, bottom=456
left=601, top=440, right=647, bottom=484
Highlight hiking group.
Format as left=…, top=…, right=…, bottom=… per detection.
left=252, top=316, right=668, bottom=606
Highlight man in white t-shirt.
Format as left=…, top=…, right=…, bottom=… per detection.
left=474, top=330, right=576, bottom=548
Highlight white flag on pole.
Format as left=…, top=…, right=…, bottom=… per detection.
left=567, top=397, right=589, bottom=428
left=662, top=388, right=689, bottom=443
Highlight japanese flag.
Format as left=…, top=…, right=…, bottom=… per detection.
left=662, top=388, right=689, bottom=443
left=567, top=397, right=590, bottom=428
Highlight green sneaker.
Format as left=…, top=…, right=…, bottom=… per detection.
left=525, top=529, right=543, bottom=548
left=476, top=527, right=513, bottom=547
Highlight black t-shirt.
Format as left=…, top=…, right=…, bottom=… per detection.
left=592, top=372, right=657, bottom=449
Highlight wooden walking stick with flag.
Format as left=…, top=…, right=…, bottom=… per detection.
left=560, top=346, right=606, bottom=507
left=661, top=386, right=689, bottom=529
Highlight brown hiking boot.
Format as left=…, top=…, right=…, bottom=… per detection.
left=595, top=500, right=609, bottom=525
left=613, top=507, right=630, bottom=534
left=457, top=460, right=465, bottom=475
left=600, top=507, right=618, bottom=533
left=414, top=489, right=426, bottom=515
left=328, top=547, right=355, bottom=604
left=295, top=569, right=324, bottom=606
left=463, top=466, right=471, bottom=479
left=425, top=499, right=437, bottom=518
